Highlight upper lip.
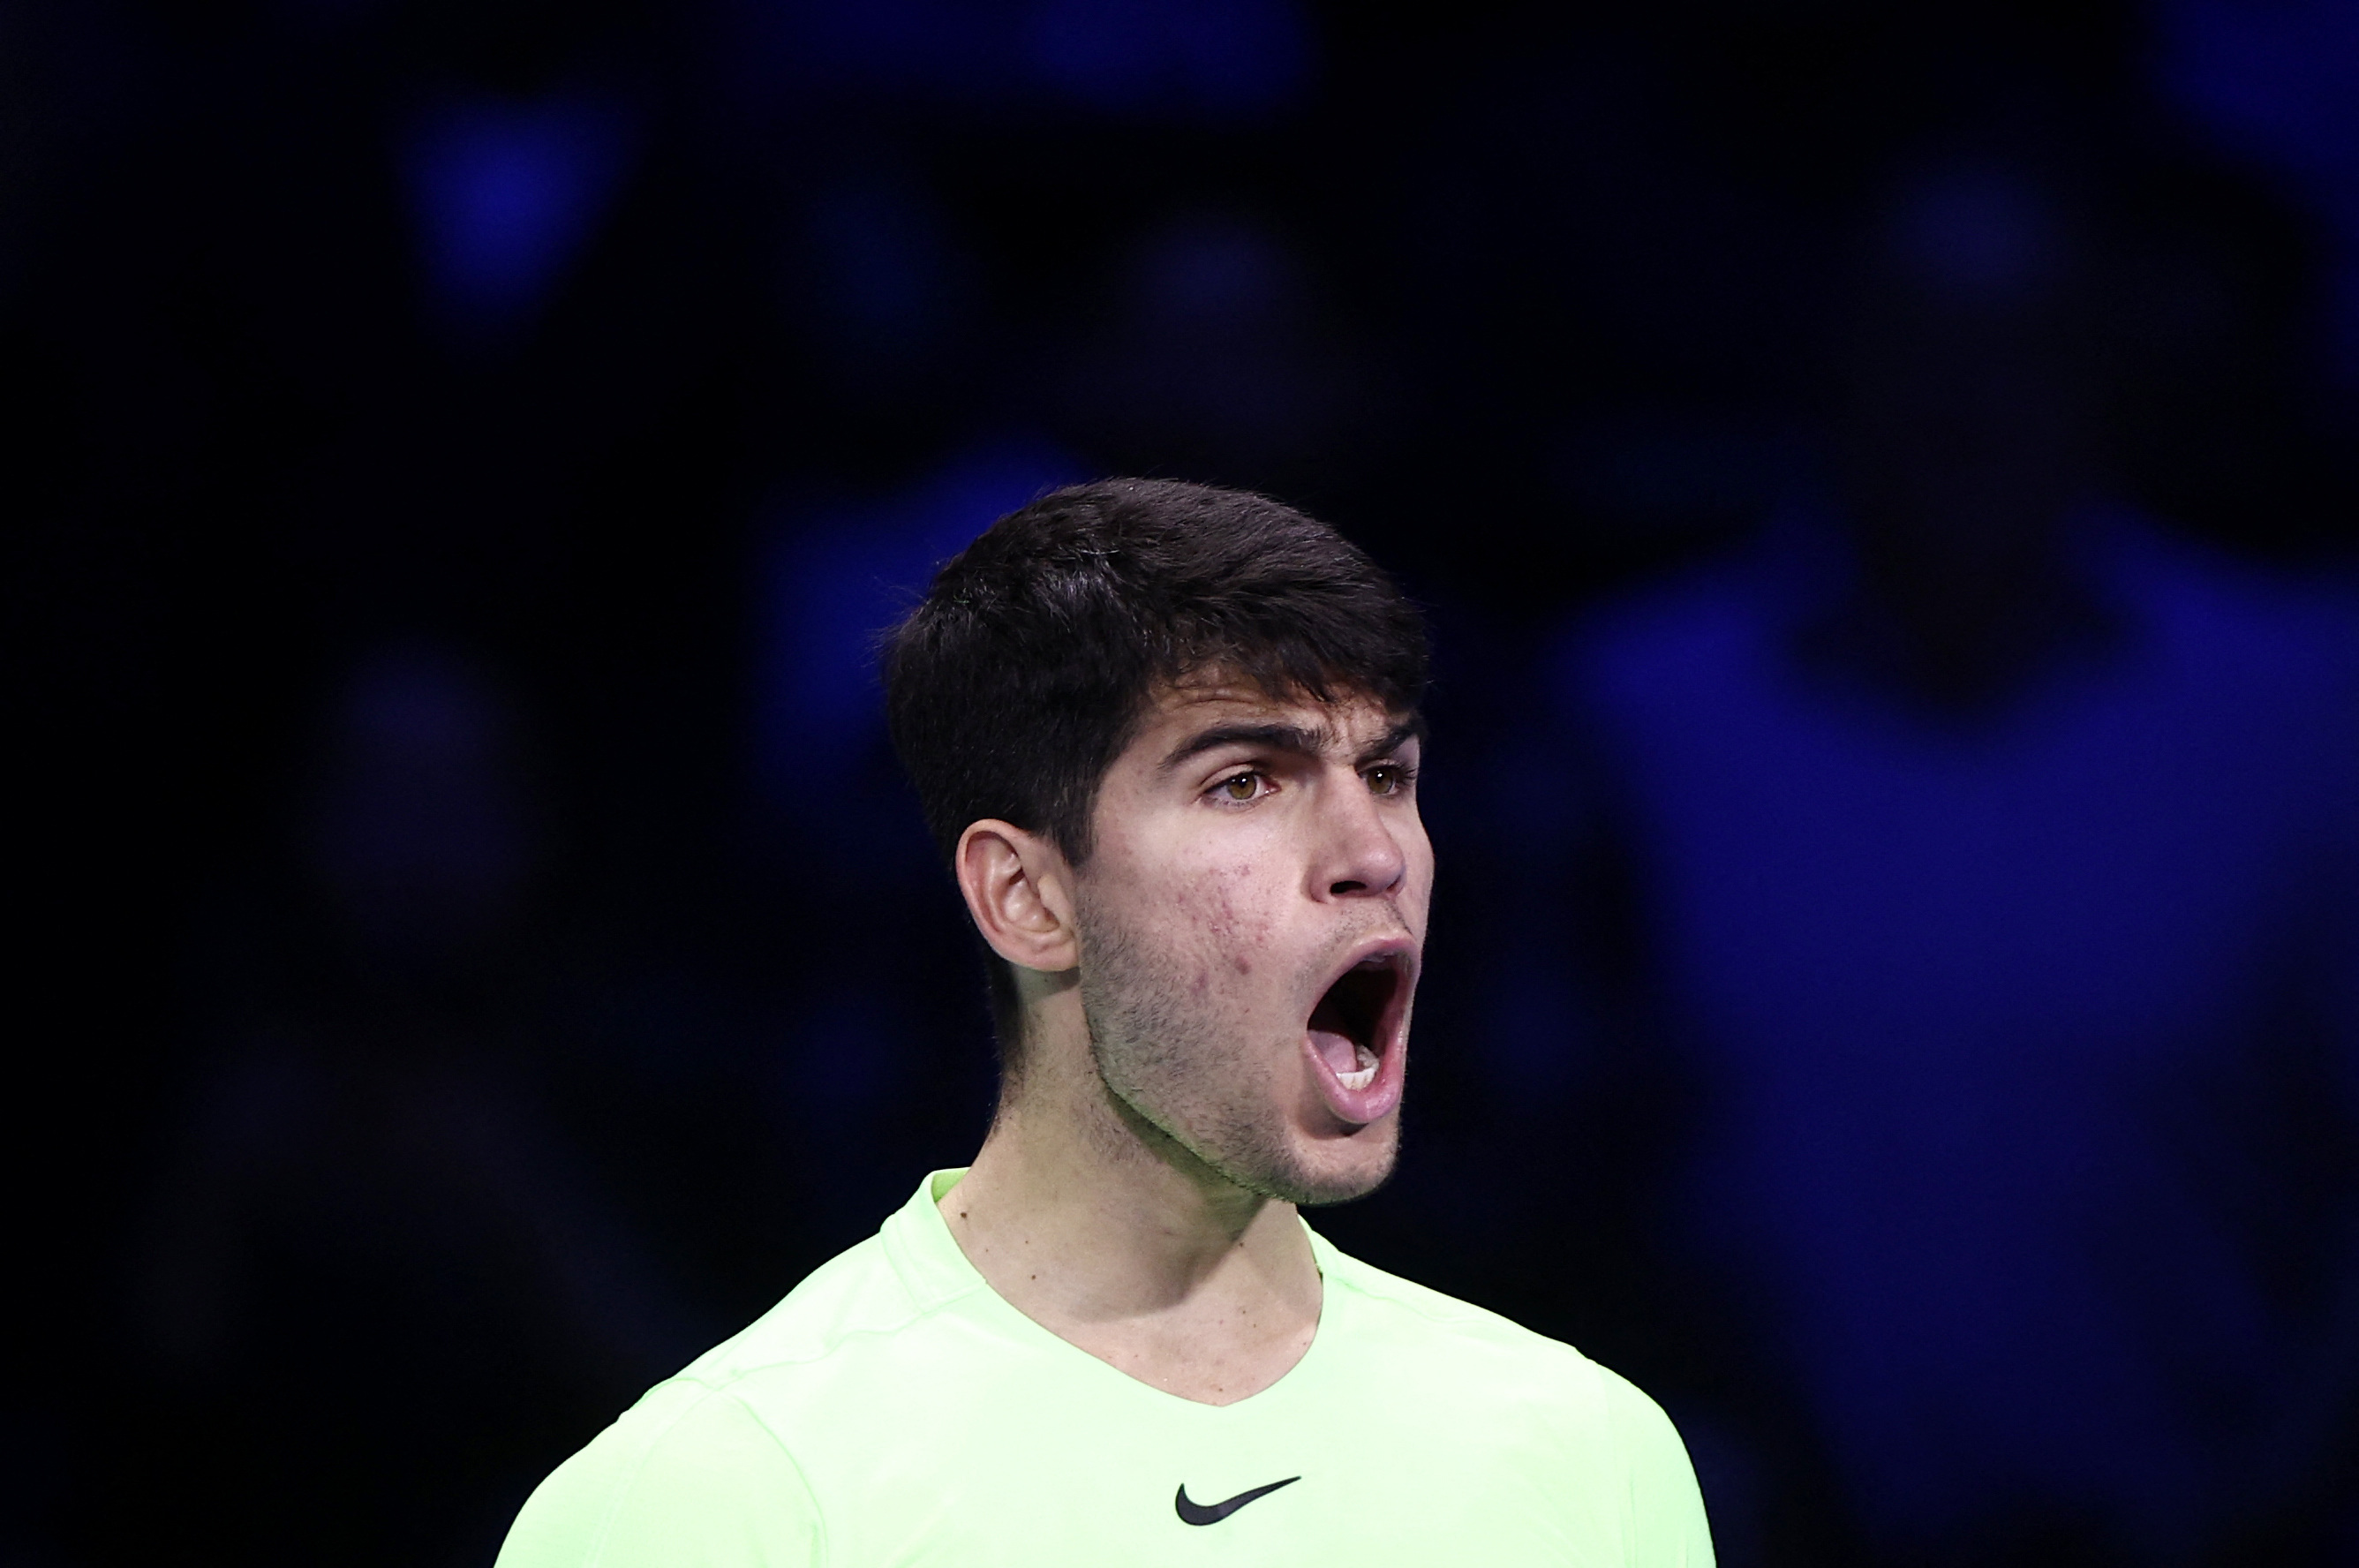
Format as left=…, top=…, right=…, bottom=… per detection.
left=1335, top=931, right=1417, bottom=982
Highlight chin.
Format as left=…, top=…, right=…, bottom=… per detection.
left=1247, top=1121, right=1400, bottom=1208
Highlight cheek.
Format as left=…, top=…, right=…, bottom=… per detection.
left=1167, top=862, right=1282, bottom=979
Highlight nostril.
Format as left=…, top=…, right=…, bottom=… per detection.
left=1330, top=879, right=1367, bottom=895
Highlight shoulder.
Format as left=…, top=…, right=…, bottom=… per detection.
left=2108, top=524, right=2359, bottom=798
left=2116, top=522, right=2359, bottom=668
left=1318, top=1236, right=1562, bottom=1352
left=1320, top=1238, right=1677, bottom=1439
left=1318, top=1241, right=1715, bottom=1563
left=671, top=1231, right=953, bottom=1386
left=498, top=1230, right=968, bottom=1568
left=1553, top=558, right=1777, bottom=696
left=496, top=1378, right=823, bottom=1568
left=1539, top=547, right=1800, bottom=753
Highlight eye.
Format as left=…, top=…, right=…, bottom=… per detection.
left=1212, top=770, right=1268, bottom=803
left=1364, top=763, right=1415, bottom=796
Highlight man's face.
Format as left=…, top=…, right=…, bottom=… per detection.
left=1072, top=679, right=1432, bottom=1205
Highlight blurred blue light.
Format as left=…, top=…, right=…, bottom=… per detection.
left=733, top=0, right=1310, bottom=121
left=402, top=91, right=637, bottom=338
left=752, top=437, right=1082, bottom=806
left=1020, top=0, right=1310, bottom=120
left=1549, top=511, right=2359, bottom=1556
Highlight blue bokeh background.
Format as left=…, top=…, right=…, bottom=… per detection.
left=11, top=3, right=2356, bottom=1564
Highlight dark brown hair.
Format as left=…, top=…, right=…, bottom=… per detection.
left=881, top=478, right=1428, bottom=1057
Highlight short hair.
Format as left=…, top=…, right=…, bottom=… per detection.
left=882, top=478, right=1428, bottom=1058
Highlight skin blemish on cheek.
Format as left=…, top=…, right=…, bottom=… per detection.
left=1172, top=868, right=1248, bottom=946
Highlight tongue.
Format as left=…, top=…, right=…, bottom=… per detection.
left=1309, top=1028, right=1360, bottom=1075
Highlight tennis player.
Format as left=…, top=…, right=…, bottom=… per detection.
left=496, top=479, right=1714, bottom=1565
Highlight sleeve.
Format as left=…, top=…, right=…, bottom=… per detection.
left=496, top=1378, right=824, bottom=1568
left=1602, top=1371, right=1716, bottom=1568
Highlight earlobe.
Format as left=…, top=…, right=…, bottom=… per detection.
left=953, top=820, right=1080, bottom=974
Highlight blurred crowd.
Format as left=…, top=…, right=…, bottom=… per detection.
left=11, top=2, right=2356, bottom=1565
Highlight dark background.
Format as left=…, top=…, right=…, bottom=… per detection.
left=10, top=2, right=2357, bottom=1564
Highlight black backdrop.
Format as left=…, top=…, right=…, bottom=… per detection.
left=12, top=3, right=2357, bottom=1564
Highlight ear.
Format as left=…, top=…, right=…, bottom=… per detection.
left=954, top=820, right=1080, bottom=974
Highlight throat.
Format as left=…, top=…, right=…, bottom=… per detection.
left=941, top=1134, right=1325, bottom=1406
left=1081, top=1299, right=1321, bottom=1406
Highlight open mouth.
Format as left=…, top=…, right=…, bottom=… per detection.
left=1307, top=953, right=1406, bottom=1094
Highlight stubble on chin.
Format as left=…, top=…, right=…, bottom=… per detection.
left=1075, top=899, right=1398, bottom=1208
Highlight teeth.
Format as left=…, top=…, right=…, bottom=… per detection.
left=1336, top=1044, right=1379, bottom=1091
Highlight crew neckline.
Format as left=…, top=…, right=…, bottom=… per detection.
left=886, top=1168, right=1343, bottom=1413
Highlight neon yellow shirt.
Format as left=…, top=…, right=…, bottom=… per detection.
left=498, top=1171, right=1714, bottom=1566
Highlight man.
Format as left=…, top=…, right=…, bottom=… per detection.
left=497, top=480, right=1714, bottom=1565
left=1538, top=156, right=2359, bottom=1563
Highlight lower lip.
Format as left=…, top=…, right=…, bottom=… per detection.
left=1301, top=1030, right=1404, bottom=1127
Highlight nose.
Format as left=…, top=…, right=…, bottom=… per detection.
left=1315, top=771, right=1409, bottom=900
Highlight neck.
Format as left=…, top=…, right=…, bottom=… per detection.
left=938, top=982, right=1323, bottom=1405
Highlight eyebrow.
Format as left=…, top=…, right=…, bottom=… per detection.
left=1159, top=722, right=1322, bottom=773
left=1360, top=719, right=1426, bottom=765
left=1157, top=717, right=1425, bottom=774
